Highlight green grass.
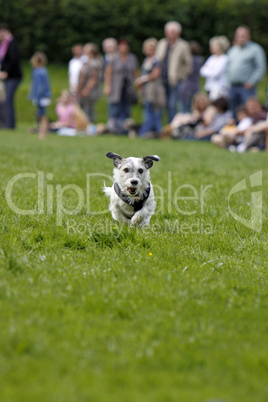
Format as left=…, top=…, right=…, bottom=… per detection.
left=2, top=63, right=268, bottom=401
left=0, top=129, right=268, bottom=402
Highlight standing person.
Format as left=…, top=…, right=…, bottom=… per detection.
left=200, top=35, right=230, bottom=101
left=0, top=77, right=5, bottom=127
left=0, top=24, right=22, bottom=129
left=135, top=38, right=165, bottom=138
left=104, top=38, right=139, bottom=132
left=102, top=38, right=118, bottom=80
left=28, top=52, right=51, bottom=139
left=226, top=26, right=267, bottom=117
left=77, top=43, right=102, bottom=123
left=102, top=37, right=118, bottom=121
left=156, top=21, right=192, bottom=122
left=179, top=41, right=203, bottom=113
left=68, top=43, right=83, bottom=95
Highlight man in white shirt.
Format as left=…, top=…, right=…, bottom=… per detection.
left=68, top=44, right=83, bottom=95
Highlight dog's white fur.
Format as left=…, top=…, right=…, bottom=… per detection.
left=104, top=152, right=160, bottom=227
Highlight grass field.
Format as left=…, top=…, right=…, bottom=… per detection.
left=1, top=64, right=268, bottom=401
left=0, top=129, right=268, bottom=402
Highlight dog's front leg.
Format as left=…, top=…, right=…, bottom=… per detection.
left=111, top=208, right=131, bottom=225
left=131, top=198, right=156, bottom=227
left=130, top=210, right=143, bottom=227
left=130, top=210, right=150, bottom=227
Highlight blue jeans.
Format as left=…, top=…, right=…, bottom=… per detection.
left=139, top=101, right=162, bottom=137
left=0, top=101, right=4, bottom=127
left=109, top=103, right=121, bottom=120
left=181, top=94, right=194, bottom=114
left=107, top=101, right=129, bottom=135
left=36, top=105, right=46, bottom=117
left=164, top=82, right=180, bottom=123
left=4, top=78, right=21, bottom=129
left=229, top=85, right=256, bottom=118
left=109, top=84, right=131, bottom=121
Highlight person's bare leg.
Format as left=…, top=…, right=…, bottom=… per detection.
left=211, top=134, right=226, bottom=148
left=38, top=116, right=48, bottom=139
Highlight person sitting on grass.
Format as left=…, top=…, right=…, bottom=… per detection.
left=160, top=92, right=214, bottom=139
left=236, top=99, right=268, bottom=152
left=236, top=112, right=268, bottom=153
left=28, top=51, right=51, bottom=139
left=237, top=119, right=268, bottom=152
left=211, top=105, right=252, bottom=149
left=193, top=97, right=232, bottom=140
left=49, top=89, right=76, bottom=133
left=49, top=89, right=106, bottom=137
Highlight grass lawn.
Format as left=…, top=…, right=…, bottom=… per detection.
left=1, top=63, right=268, bottom=401
left=0, top=129, right=268, bottom=402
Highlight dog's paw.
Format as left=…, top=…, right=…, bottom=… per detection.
left=130, top=211, right=143, bottom=227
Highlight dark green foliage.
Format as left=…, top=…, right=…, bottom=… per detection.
left=1, top=0, right=268, bottom=62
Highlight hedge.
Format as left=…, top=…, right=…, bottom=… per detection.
left=1, top=0, right=268, bottom=63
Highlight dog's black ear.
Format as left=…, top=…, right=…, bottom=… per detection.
left=142, top=155, right=160, bottom=169
left=106, top=152, right=124, bottom=168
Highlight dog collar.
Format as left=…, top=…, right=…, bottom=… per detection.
left=114, top=182, right=151, bottom=212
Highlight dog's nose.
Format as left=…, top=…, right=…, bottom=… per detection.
left=131, top=180, right=138, bottom=186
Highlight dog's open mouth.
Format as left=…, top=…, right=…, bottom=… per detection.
left=127, top=187, right=138, bottom=195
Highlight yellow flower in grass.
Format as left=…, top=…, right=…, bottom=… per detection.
left=148, top=252, right=152, bottom=256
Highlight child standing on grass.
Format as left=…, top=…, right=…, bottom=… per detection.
left=28, top=51, right=51, bottom=139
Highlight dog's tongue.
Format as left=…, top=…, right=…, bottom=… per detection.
left=127, top=187, right=137, bottom=195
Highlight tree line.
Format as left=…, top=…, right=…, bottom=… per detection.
left=1, top=0, right=268, bottom=63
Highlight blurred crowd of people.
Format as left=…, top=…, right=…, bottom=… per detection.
left=0, top=21, right=268, bottom=151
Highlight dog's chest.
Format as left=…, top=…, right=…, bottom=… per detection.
left=116, top=196, right=138, bottom=218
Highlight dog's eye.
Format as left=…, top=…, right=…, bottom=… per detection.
left=138, top=169, right=144, bottom=174
left=123, top=168, right=130, bottom=173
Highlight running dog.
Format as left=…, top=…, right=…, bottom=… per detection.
left=104, top=152, right=160, bottom=227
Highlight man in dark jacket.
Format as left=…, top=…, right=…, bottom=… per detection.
left=0, top=24, right=22, bottom=129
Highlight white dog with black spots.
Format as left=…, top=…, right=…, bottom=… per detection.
left=104, top=152, right=160, bottom=227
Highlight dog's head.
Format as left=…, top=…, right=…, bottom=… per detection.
left=106, top=152, right=160, bottom=197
